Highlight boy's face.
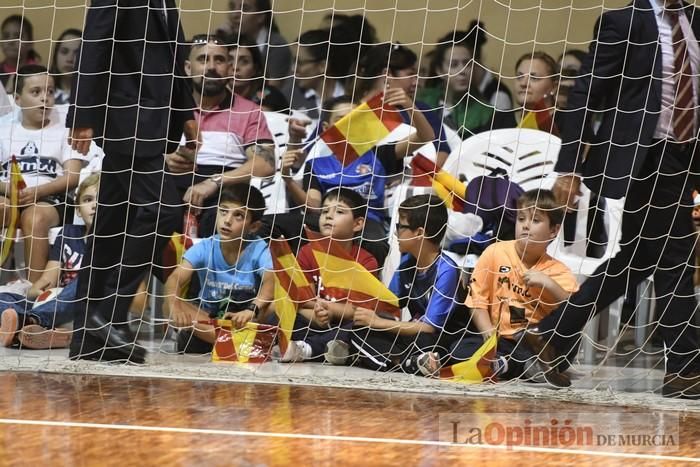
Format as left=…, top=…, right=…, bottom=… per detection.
left=515, top=207, right=559, bottom=249
left=319, top=198, right=363, bottom=241
left=395, top=213, right=420, bottom=254
left=321, top=102, right=356, bottom=131
left=15, top=73, right=55, bottom=128
left=77, top=185, right=97, bottom=228
left=216, top=201, right=256, bottom=241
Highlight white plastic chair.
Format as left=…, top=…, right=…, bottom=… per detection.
left=250, top=111, right=293, bottom=215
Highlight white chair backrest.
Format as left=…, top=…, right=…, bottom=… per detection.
left=253, top=111, right=296, bottom=215
left=445, top=128, right=561, bottom=191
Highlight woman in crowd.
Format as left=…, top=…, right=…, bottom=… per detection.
left=1, top=15, right=41, bottom=91
left=49, top=28, right=82, bottom=105
left=230, top=35, right=288, bottom=112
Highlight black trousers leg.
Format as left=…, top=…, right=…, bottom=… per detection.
left=538, top=142, right=700, bottom=374
left=72, top=153, right=180, bottom=353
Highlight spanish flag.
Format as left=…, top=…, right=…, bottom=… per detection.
left=162, top=232, right=193, bottom=285
left=0, top=156, right=26, bottom=265
left=320, top=93, right=404, bottom=166
left=269, top=237, right=315, bottom=354
left=205, top=320, right=277, bottom=363
left=439, top=333, right=498, bottom=383
left=518, top=98, right=559, bottom=136
left=411, top=153, right=467, bottom=212
left=305, top=229, right=400, bottom=318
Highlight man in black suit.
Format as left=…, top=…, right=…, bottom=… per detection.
left=67, top=0, right=198, bottom=362
left=526, top=0, right=700, bottom=398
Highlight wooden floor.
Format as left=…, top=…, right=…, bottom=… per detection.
left=0, top=372, right=698, bottom=466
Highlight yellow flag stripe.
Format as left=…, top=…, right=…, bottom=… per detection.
left=334, top=101, right=393, bottom=156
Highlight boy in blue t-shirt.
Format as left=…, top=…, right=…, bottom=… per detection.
left=165, top=184, right=274, bottom=352
left=348, top=194, right=462, bottom=374
left=0, top=173, right=99, bottom=349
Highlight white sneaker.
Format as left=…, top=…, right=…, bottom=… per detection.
left=280, top=341, right=312, bottom=363
left=324, top=340, right=349, bottom=365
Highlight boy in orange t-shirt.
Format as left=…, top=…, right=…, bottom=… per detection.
left=449, top=189, right=578, bottom=381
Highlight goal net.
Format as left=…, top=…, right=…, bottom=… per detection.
left=0, top=0, right=698, bottom=408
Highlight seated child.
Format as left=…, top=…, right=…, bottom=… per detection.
left=446, top=189, right=578, bottom=381
left=280, top=92, right=435, bottom=267
left=0, top=64, right=92, bottom=282
left=347, top=194, right=462, bottom=373
left=0, top=173, right=99, bottom=348
left=279, top=188, right=378, bottom=362
left=165, top=183, right=274, bottom=353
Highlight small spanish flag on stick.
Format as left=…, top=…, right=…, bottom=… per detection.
left=305, top=229, right=401, bottom=318
left=0, top=156, right=27, bottom=266
left=411, top=153, right=468, bottom=212
left=269, top=237, right=315, bottom=354
left=439, top=333, right=498, bottom=383
left=320, top=93, right=404, bottom=166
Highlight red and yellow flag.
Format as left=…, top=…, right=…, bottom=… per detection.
left=162, top=232, right=193, bottom=281
left=320, top=93, right=404, bottom=166
left=204, top=320, right=277, bottom=363
left=305, top=229, right=400, bottom=318
left=439, top=333, right=498, bottom=383
left=269, top=237, right=315, bottom=354
left=518, top=98, right=559, bottom=136
left=411, top=153, right=468, bottom=212
left=0, top=156, right=27, bottom=265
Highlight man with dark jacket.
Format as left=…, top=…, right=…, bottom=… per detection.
left=527, top=0, right=700, bottom=399
left=67, top=0, right=198, bottom=362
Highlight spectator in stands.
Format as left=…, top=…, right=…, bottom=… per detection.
left=0, top=65, right=89, bottom=283
left=165, top=34, right=275, bottom=238
left=49, top=28, right=82, bottom=105
left=284, top=91, right=434, bottom=266
left=1, top=15, right=41, bottom=92
left=286, top=29, right=346, bottom=120
left=217, top=0, right=291, bottom=87
left=346, top=194, right=462, bottom=374
left=419, top=29, right=495, bottom=139
left=556, top=49, right=587, bottom=110
left=67, top=0, right=198, bottom=363
left=230, top=35, right=289, bottom=112
left=279, top=188, right=378, bottom=363
left=491, top=51, right=559, bottom=132
left=353, top=43, right=451, bottom=166
left=0, top=173, right=98, bottom=349
left=469, top=20, right=513, bottom=111
left=165, top=184, right=273, bottom=353
left=441, top=190, right=577, bottom=383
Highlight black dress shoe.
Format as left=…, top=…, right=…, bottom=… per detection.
left=82, top=312, right=147, bottom=361
left=522, top=330, right=571, bottom=388
left=662, top=371, right=700, bottom=399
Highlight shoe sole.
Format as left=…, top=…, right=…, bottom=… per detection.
left=522, top=331, right=571, bottom=388
left=18, top=325, right=72, bottom=349
left=0, top=310, right=18, bottom=347
left=324, top=341, right=349, bottom=365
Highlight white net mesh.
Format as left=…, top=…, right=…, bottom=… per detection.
left=0, top=0, right=699, bottom=409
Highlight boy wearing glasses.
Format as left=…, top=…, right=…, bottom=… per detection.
left=346, top=194, right=462, bottom=373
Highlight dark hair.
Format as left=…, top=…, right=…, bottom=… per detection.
left=253, top=0, right=279, bottom=34
left=219, top=183, right=266, bottom=223
left=516, top=189, right=564, bottom=226
left=15, top=64, right=49, bottom=94
left=319, top=94, right=353, bottom=126
left=322, top=187, right=367, bottom=219
left=2, top=15, right=40, bottom=62
left=231, top=34, right=264, bottom=98
left=515, top=51, right=558, bottom=80
left=558, top=49, right=587, bottom=78
left=298, top=28, right=330, bottom=64
left=49, top=28, right=82, bottom=91
left=353, top=43, right=417, bottom=100
left=398, top=194, right=448, bottom=246
left=325, top=14, right=378, bottom=80
left=188, top=33, right=232, bottom=55
left=425, top=22, right=486, bottom=88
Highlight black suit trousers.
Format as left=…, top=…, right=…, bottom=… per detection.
left=72, top=153, right=181, bottom=345
left=539, top=140, right=700, bottom=374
